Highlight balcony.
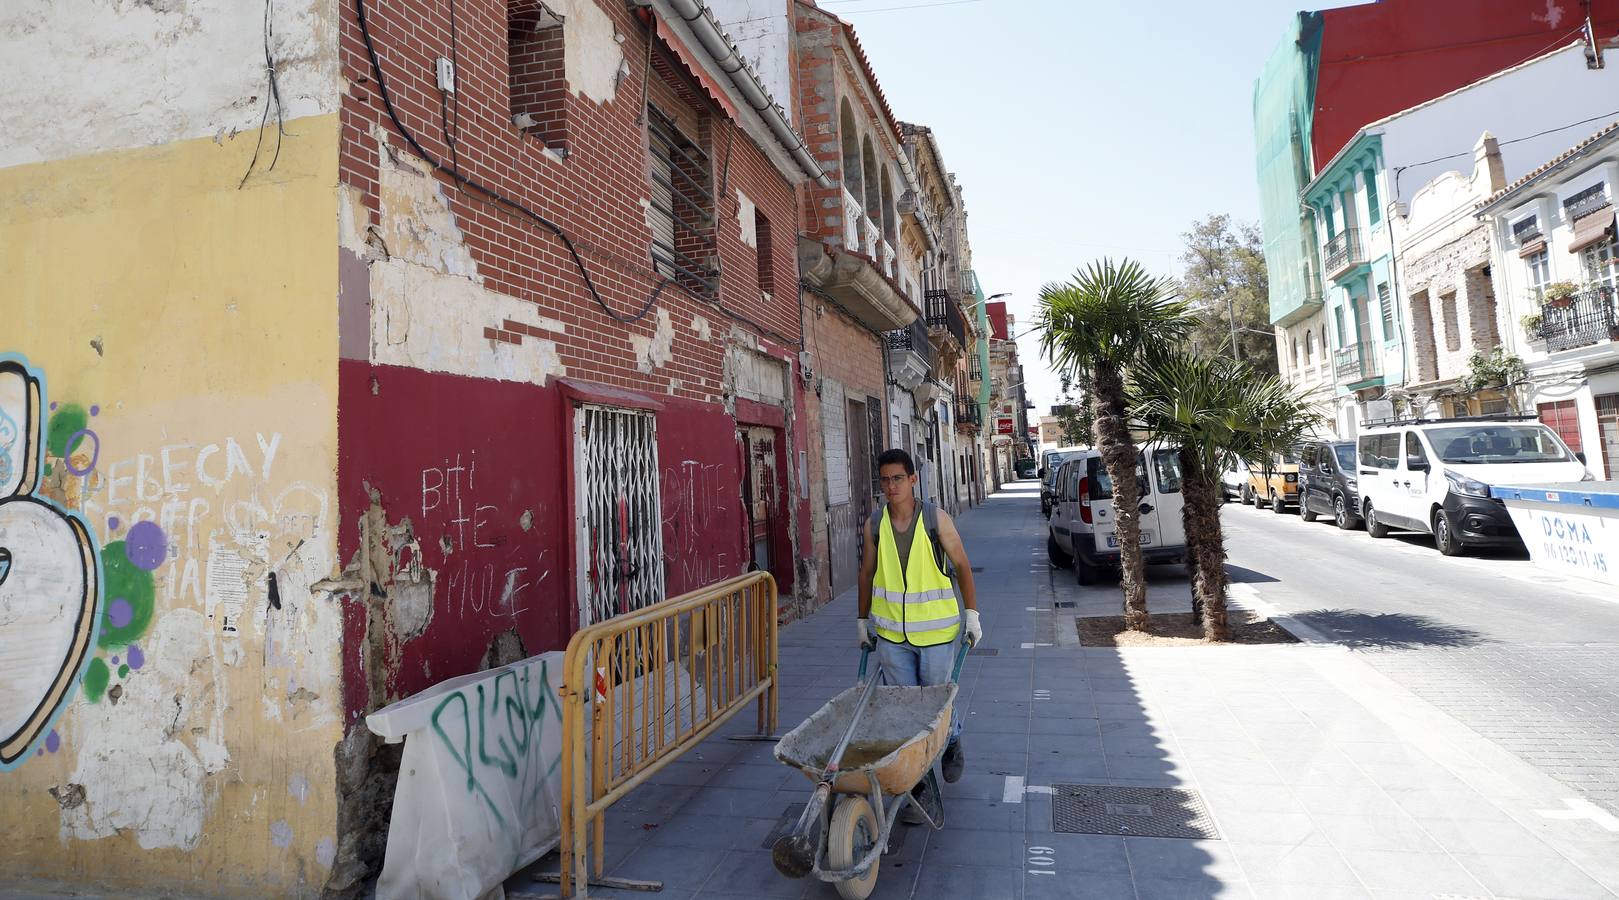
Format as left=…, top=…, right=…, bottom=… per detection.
left=885, top=320, right=935, bottom=389
left=925, top=288, right=967, bottom=353
left=1538, top=286, right=1619, bottom=353
left=968, top=352, right=983, bottom=382
left=954, top=395, right=981, bottom=431
left=1324, top=228, right=1366, bottom=281
left=841, top=188, right=861, bottom=249
left=1334, top=340, right=1383, bottom=384
left=880, top=240, right=896, bottom=278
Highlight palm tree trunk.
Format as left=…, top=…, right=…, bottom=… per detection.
left=1180, top=447, right=1202, bottom=628
left=1091, top=364, right=1149, bottom=631
left=1181, top=467, right=1229, bottom=641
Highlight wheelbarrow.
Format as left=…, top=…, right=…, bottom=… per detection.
left=769, top=639, right=971, bottom=900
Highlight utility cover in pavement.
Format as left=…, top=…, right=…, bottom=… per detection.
left=968, top=647, right=998, bottom=656
left=1051, top=784, right=1219, bottom=839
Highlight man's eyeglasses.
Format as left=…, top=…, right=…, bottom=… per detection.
left=878, top=475, right=910, bottom=487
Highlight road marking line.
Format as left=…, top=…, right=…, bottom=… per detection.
left=1003, top=775, right=1025, bottom=803
left=1002, top=775, right=1056, bottom=804
left=1020, top=642, right=1054, bottom=649
left=1536, top=798, right=1619, bottom=833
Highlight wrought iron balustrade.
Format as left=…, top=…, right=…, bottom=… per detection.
left=1539, top=286, right=1619, bottom=353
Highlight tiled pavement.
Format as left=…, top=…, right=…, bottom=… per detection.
left=515, top=482, right=1619, bottom=900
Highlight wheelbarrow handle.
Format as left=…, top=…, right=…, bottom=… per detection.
left=950, top=633, right=975, bottom=683
left=857, top=641, right=875, bottom=682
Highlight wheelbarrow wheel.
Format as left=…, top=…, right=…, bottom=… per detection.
left=829, top=795, right=880, bottom=900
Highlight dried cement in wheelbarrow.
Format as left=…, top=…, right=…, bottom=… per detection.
left=774, top=683, right=956, bottom=796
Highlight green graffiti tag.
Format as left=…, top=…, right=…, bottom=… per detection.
left=429, top=660, right=563, bottom=831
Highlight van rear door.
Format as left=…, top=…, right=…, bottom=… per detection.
left=1087, top=453, right=1151, bottom=556
left=1146, top=447, right=1186, bottom=549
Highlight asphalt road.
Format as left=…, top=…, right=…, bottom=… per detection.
left=1219, top=500, right=1619, bottom=817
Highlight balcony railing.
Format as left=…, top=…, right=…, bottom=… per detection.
left=954, top=396, right=981, bottom=428
left=841, top=188, right=862, bottom=249
left=885, top=320, right=935, bottom=367
left=968, top=353, right=983, bottom=382
left=880, top=240, right=896, bottom=277
left=925, top=289, right=967, bottom=349
left=1539, top=286, right=1619, bottom=353
left=1334, top=340, right=1383, bottom=382
left=1324, top=228, right=1365, bottom=279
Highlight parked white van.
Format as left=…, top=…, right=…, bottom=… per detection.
left=1047, top=443, right=1188, bottom=584
left=1355, top=416, right=1593, bottom=555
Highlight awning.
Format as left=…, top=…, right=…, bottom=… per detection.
left=648, top=12, right=738, bottom=120
left=1517, top=237, right=1547, bottom=258
left=1568, top=206, right=1616, bottom=253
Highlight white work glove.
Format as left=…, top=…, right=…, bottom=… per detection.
left=963, top=609, right=982, bottom=646
left=857, top=618, right=871, bottom=647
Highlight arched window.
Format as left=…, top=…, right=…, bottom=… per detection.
left=880, top=168, right=897, bottom=246
left=861, top=136, right=880, bottom=227
left=839, top=100, right=862, bottom=204
left=1306, top=329, right=1317, bottom=363
left=1292, top=338, right=1301, bottom=370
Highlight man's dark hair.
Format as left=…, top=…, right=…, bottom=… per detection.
left=876, top=448, right=915, bottom=475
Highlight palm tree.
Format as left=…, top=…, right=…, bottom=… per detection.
left=1037, top=259, right=1193, bottom=631
left=1130, top=351, right=1320, bottom=640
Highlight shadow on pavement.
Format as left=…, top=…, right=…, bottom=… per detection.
left=1289, top=608, right=1491, bottom=651
left=1224, top=564, right=1280, bottom=584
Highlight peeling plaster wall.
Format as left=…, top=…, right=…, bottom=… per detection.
left=0, top=0, right=341, bottom=168
left=0, top=114, right=344, bottom=895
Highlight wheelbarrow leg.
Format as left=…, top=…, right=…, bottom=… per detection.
left=908, top=770, right=946, bottom=830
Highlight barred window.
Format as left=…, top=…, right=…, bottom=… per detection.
left=646, top=105, right=716, bottom=299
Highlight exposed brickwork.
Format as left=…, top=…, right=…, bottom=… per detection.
left=1401, top=225, right=1499, bottom=387
left=340, top=0, right=803, bottom=402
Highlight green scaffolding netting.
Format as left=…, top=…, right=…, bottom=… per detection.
left=1253, top=12, right=1323, bottom=327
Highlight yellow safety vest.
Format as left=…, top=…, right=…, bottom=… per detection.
left=870, top=505, right=961, bottom=647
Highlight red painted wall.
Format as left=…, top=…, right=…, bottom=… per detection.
left=987, top=302, right=1010, bottom=341
left=336, top=362, right=775, bottom=719
left=1313, top=0, right=1619, bottom=170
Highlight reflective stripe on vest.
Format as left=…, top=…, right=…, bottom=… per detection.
left=870, top=505, right=961, bottom=647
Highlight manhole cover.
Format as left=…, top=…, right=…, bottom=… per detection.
left=968, top=647, right=998, bottom=656
left=971, top=566, right=985, bottom=573
left=1053, top=600, right=1076, bottom=609
left=1051, top=784, right=1218, bottom=839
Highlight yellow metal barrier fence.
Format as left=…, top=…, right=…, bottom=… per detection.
left=558, top=572, right=779, bottom=897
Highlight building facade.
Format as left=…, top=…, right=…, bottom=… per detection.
left=1253, top=1, right=1619, bottom=431
left=1479, top=122, right=1619, bottom=478
left=3, top=0, right=830, bottom=893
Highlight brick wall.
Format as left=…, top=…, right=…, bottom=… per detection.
left=1401, top=225, right=1498, bottom=385
left=799, top=298, right=885, bottom=605
left=340, top=0, right=803, bottom=399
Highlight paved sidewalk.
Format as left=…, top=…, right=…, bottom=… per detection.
left=517, top=481, right=1619, bottom=900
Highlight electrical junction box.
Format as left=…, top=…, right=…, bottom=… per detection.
left=435, top=57, right=456, bottom=94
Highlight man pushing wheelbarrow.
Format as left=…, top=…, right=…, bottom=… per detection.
left=859, top=448, right=982, bottom=790
left=770, top=449, right=983, bottom=899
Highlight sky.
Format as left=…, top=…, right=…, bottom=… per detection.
left=819, top=0, right=1360, bottom=418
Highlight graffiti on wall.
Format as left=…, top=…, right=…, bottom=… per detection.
left=420, top=451, right=552, bottom=622
left=661, top=459, right=734, bottom=592
left=0, top=356, right=102, bottom=770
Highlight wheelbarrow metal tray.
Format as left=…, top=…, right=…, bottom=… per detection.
left=774, top=683, right=956, bottom=796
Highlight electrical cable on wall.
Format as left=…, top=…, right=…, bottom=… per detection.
left=241, top=0, right=288, bottom=189
left=358, top=0, right=804, bottom=346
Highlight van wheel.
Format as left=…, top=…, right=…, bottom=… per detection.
left=1433, top=510, right=1466, bottom=557
left=1075, top=556, right=1097, bottom=586
left=1334, top=495, right=1358, bottom=530
left=1047, top=533, right=1073, bottom=569
left=1300, top=500, right=1318, bottom=523
left=1241, top=484, right=1254, bottom=506
left=1271, top=492, right=1287, bottom=514
left=1365, top=503, right=1390, bottom=539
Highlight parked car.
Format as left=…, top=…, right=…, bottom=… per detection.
left=1298, top=440, right=1360, bottom=529
left=1040, top=446, right=1087, bottom=517
left=1242, top=448, right=1301, bottom=512
left=1219, top=460, right=1247, bottom=502
left=1355, top=416, right=1592, bottom=555
left=1047, top=443, right=1187, bottom=585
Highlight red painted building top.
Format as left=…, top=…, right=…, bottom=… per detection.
left=1311, top=0, right=1619, bottom=170
left=987, top=301, right=1010, bottom=341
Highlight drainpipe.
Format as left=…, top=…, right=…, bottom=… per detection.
left=654, top=0, right=833, bottom=188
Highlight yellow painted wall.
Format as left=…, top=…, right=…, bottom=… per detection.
left=0, top=114, right=343, bottom=896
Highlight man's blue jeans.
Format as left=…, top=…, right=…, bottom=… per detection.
left=874, top=637, right=962, bottom=742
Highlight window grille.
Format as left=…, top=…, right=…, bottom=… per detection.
left=1565, top=183, right=1608, bottom=219
left=1512, top=216, right=1541, bottom=242
left=574, top=405, right=664, bottom=626
left=646, top=105, right=717, bottom=299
